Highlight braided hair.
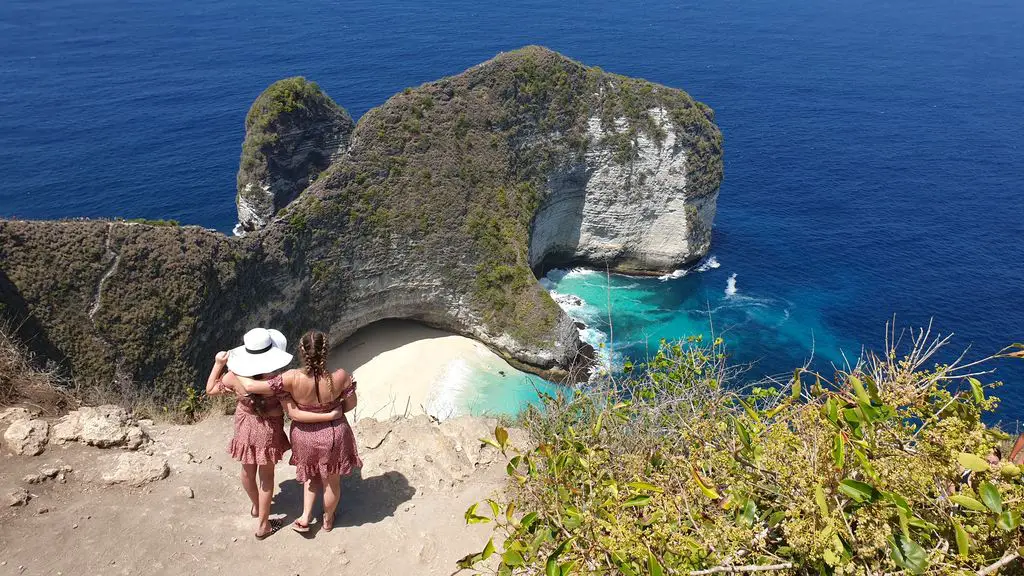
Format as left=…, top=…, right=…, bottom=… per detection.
left=299, top=331, right=331, bottom=403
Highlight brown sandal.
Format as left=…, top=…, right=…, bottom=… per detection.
left=291, top=519, right=311, bottom=534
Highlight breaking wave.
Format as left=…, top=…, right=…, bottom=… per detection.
left=658, top=255, right=721, bottom=281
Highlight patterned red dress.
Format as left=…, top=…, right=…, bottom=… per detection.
left=273, top=379, right=362, bottom=483
left=225, top=376, right=291, bottom=465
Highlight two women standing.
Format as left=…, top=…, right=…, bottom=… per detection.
left=205, top=328, right=361, bottom=539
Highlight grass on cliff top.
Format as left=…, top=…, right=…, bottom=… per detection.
left=0, top=220, right=245, bottom=405
left=463, top=330, right=1024, bottom=575
left=288, top=46, right=722, bottom=346
left=0, top=320, right=72, bottom=414
left=238, top=76, right=353, bottom=192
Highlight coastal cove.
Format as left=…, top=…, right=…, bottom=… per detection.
left=1, top=0, right=1022, bottom=418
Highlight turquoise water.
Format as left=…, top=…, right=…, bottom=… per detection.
left=543, top=261, right=859, bottom=383
left=430, top=350, right=560, bottom=418
left=461, top=367, right=561, bottom=418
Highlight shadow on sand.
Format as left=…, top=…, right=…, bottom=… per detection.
left=272, top=469, right=416, bottom=536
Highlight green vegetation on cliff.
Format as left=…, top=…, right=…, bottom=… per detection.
left=237, top=77, right=354, bottom=228
left=462, top=333, right=1024, bottom=575
left=289, top=46, right=722, bottom=345
left=239, top=77, right=338, bottom=185
left=0, top=47, right=723, bottom=402
left=0, top=221, right=246, bottom=401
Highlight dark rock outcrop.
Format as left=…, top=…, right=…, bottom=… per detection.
left=0, top=47, right=722, bottom=400
left=236, top=77, right=354, bottom=233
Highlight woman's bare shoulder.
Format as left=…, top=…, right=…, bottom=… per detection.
left=281, top=368, right=304, bottom=386
left=333, top=368, right=353, bottom=389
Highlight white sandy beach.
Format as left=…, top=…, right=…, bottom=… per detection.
left=328, top=320, right=514, bottom=421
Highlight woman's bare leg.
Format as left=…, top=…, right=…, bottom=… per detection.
left=240, top=464, right=259, bottom=517
left=255, top=464, right=275, bottom=535
left=298, top=477, right=320, bottom=527
left=322, top=474, right=341, bottom=531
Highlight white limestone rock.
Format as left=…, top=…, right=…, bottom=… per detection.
left=3, top=418, right=48, bottom=456
left=52, top=405, right=148, bottom=448
left=530, top=109, right=717, bottom=274
left=99, top=453, right=169, bottom=486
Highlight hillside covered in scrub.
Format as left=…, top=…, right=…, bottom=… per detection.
left=458, top=332, right=1024, bottom=575
left=0, top=46, right=723, bottom=402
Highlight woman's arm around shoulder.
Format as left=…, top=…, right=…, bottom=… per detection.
left=336, top=369, right=358, bottom=413
left=237, top=368, right=294, bottom=396
left=282, top=397, right=343, bottom=423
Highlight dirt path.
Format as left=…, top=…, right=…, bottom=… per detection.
left=0, top=414, right=512, bottom=576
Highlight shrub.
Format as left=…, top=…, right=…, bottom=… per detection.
left=459, top=328, right=1024, bottom=575
left=0, top=321, right=71, bottom=412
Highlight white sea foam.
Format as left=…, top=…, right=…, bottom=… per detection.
left=658, top=255, right=721, bottom=281
left=552, top=292, right=585, bottom=309
left=425, top=358, right=471, bottom=421
left=725, top=273, right=738, bottom=297
left=697, top=255, right=721, bottom=272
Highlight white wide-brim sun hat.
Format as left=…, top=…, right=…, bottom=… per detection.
left=227, top=328, right=293, bottom=377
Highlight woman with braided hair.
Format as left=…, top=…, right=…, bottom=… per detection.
left=206, top=328, right=345, bottom=540
left=239, top=329, right=361, bottom=534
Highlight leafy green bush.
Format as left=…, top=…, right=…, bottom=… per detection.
left=460, top=330, right=1024, bottom=575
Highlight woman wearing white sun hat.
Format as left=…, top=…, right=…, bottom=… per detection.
left=206, top=328, right=345, bottom=540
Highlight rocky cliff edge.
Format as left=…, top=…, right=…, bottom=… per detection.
left=0, top=47, right=723, bottom=400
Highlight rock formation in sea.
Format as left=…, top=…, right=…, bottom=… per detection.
left=236, top=77, right=355, bottom=233
left=0, top=46, right=723, bottom=400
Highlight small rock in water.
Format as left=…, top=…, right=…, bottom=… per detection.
left=57, top=472, right=66, bottom=483
left=178, top=486, right=194, bottom=499
left=60, top=465, right=73, bottom=473
left=37, top=507, right=49, bottom=515
left=72, top=524, right=78, bottom=529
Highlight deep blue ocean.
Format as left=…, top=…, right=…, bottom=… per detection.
left=1, top=0, right=1022, bottom=417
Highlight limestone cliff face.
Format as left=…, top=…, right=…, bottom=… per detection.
left=235, top=77, right=354, bottom=233
left=0, top=47, right=722, bottom=399
left=530, top=109, right=719, bottom=274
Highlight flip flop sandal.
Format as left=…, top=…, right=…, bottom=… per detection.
left=291, top=519, right=311, bottom=534
left=255, top=519, right=284, bottom=540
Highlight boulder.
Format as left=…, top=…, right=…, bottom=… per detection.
left=125, top=426, right=145, bottom=450
left=100, top=453, right=169, bottom=486
left=0, top=407, right=31, bottom=425
left=3, top=418, right=48, bottom=456
left=52, top=405, right=147, bottom=448
left=5, top=488, right=31, bottom=507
